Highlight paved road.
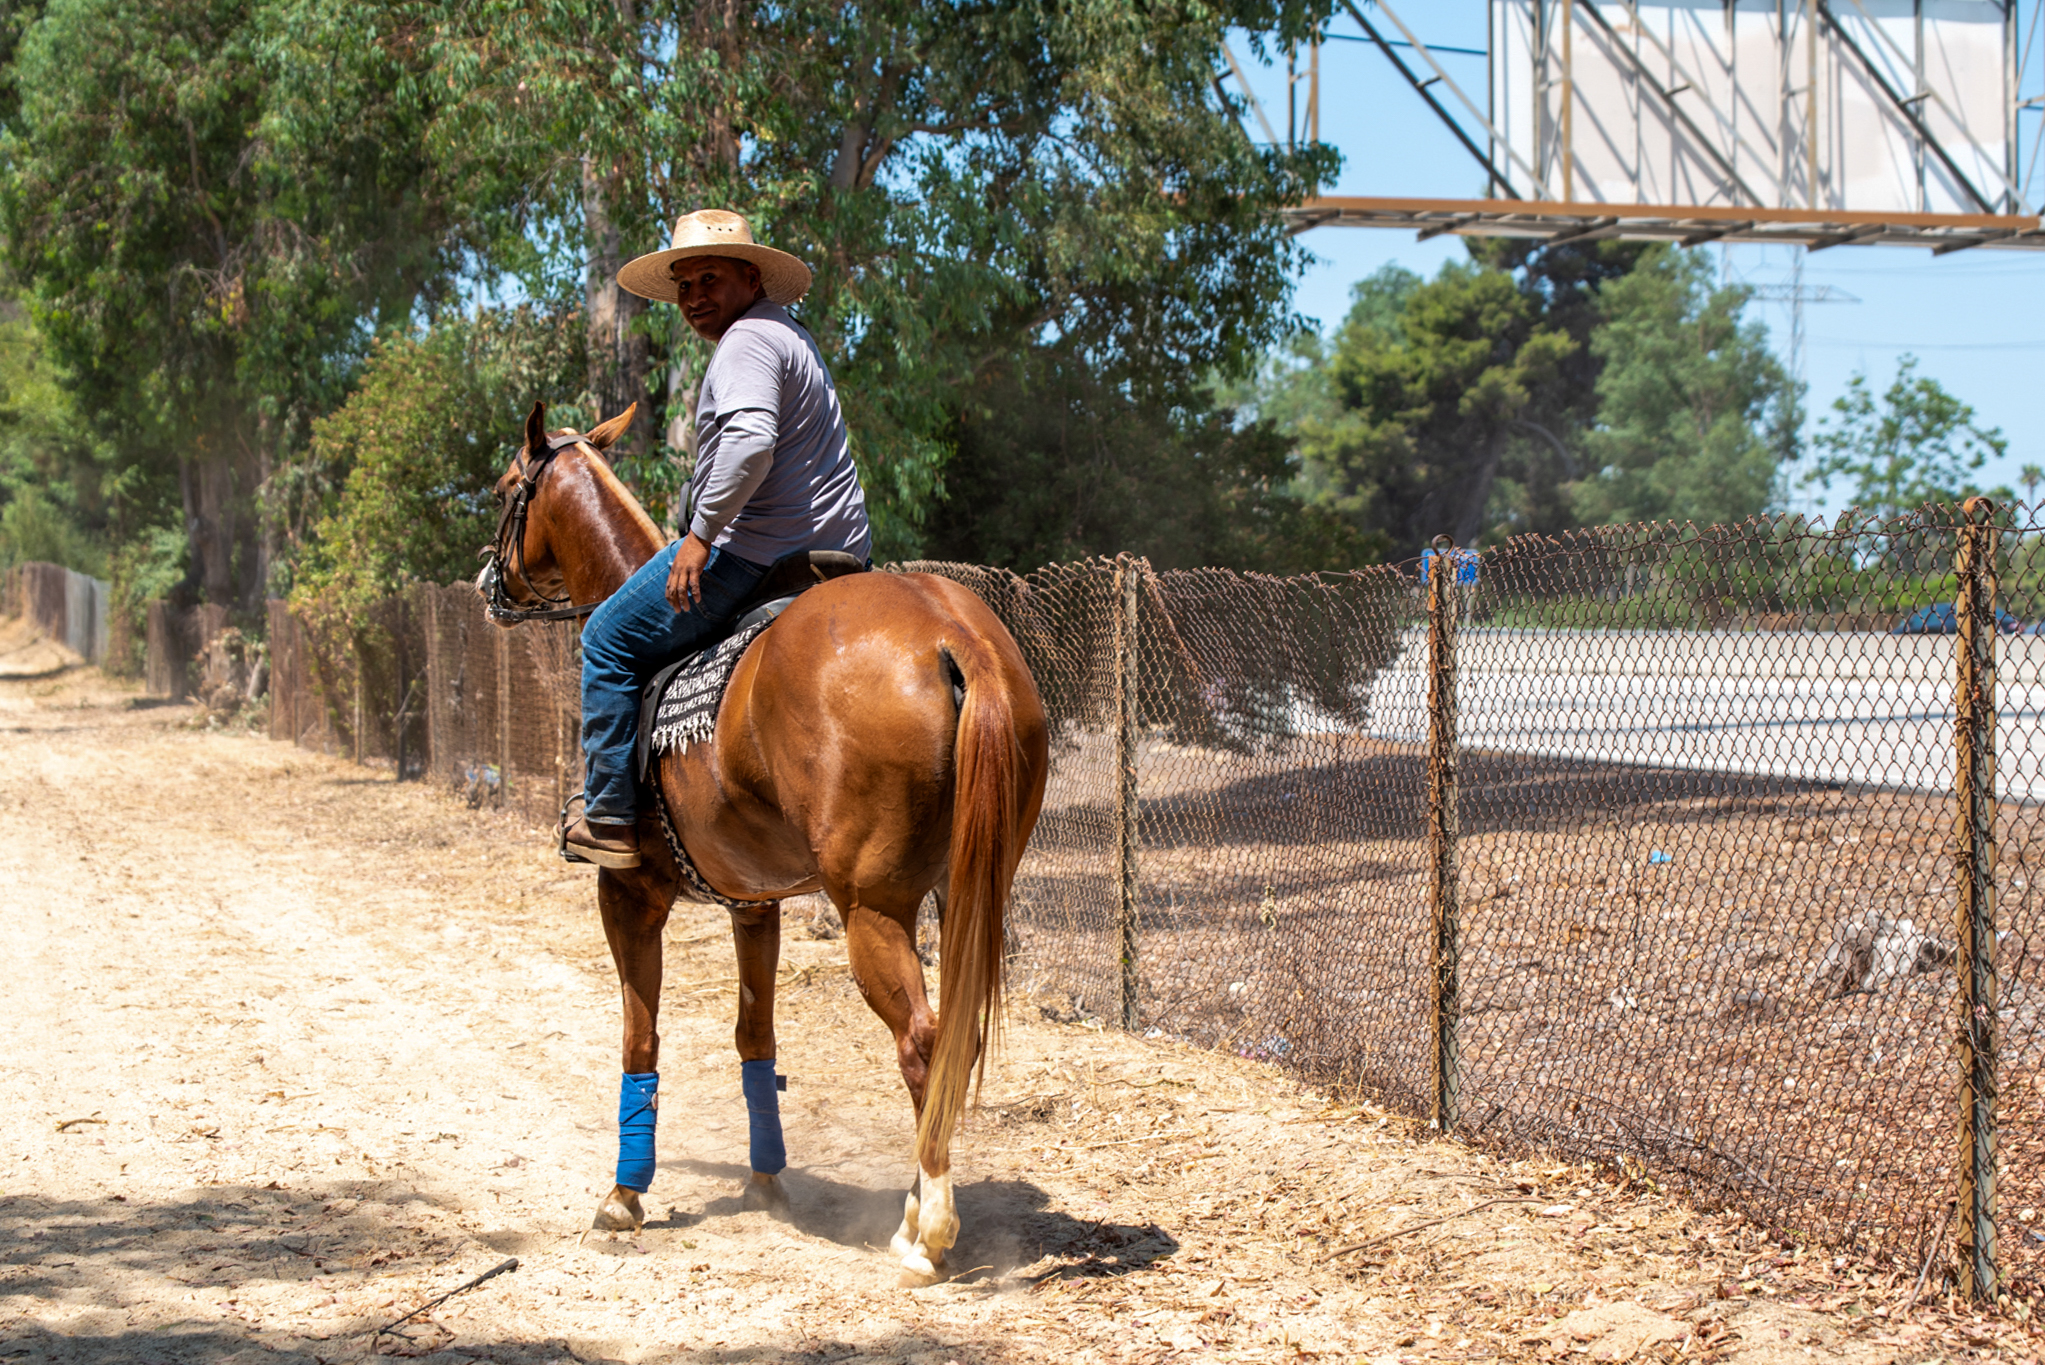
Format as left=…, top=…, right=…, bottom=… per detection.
left=1363, top=629, right=2045, bottom=800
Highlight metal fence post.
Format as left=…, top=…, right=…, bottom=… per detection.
left=393, top=595, right=409, bottom=782
left=1955, top=496, right=2001, bottom=1300
left=1114, top=554, right=1141, bottom=1032
left=1426, top=535, right=1461, bottom=1131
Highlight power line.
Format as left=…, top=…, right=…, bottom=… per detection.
left=1753, top=263, right=1860, bottom=400
left=1319, top=33, right=1487, bottom=58
left=1748, top=284, right=1861, bottom=304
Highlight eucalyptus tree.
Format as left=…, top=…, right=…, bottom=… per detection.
left=402, top=0, right=1337, bottom=553
left=1, top=0, right=461, bottom=606
left=5, top=0, right=1339, bottom=593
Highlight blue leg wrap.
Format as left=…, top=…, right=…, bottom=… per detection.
left=740, top=1058, right=786, bottom=1175
left=617, top=1071, right=658, bottom=1192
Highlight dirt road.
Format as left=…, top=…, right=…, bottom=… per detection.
left=0, top=650, right=2031, bottom=1362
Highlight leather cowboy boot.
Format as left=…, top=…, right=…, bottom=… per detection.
left=562, top=816, right=642, bottom=869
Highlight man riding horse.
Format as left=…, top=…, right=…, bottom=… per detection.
left=562, top=208, right=871, bottom=869
left=490, top=207, right=1048, bottom=1280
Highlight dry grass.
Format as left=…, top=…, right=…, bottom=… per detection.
left=1008, top=729, right=2045, bottom=1289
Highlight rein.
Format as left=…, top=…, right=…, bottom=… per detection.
left=479, top=432, right=604, bottom=625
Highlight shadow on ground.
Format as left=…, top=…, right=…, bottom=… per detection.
left=1, top=1170, right=1179, bottom=1361
left=0, top=1323, right=1068, bottom=1364
left=1036, top=748, right=1849, bottom=853
left=0, top=1181, right=467, bottom=1304
left=662, top=1159, right=1178, bottom=1283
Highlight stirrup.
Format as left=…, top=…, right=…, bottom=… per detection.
left=557, top=792, right=593, bottom=865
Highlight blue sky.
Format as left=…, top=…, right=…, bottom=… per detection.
left=1231, top=4, right=2045, bottom=515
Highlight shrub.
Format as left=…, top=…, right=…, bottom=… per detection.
left=289, top=308, right=583, bottom=624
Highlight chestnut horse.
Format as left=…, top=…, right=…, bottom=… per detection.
left=480, top=401, right=1049, bottom=1281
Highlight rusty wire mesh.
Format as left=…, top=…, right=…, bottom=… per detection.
left=915, top=505, right=2044, bottom=1285
left=265, top=586, right=582, bottom=826
left=227, top=502, right=2045, bottom=1286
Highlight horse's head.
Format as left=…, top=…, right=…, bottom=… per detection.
left=476, top=399, right=647, bottom=626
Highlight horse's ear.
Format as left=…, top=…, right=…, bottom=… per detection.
left=585, top=401, right=637, bottom=451
left=524, top=401, right=547, bottom=454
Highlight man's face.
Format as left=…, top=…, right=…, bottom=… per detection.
left=672, top=256, right=765, bottom=341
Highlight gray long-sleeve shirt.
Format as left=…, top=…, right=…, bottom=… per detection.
left=688, top=300, right=871, bottom=565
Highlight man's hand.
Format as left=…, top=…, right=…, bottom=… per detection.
left=665, top=533, right=714, bottom=612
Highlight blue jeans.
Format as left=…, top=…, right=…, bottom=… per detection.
left=580, top=542, right=767, bottom=822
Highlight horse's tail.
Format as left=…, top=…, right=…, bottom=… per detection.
left=916, top=629, right=1036, bottom=1174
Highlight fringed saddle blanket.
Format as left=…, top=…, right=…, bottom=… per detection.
left=643, top=614, right=776, bottom=763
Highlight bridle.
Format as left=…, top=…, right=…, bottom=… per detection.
left=478, top=431, right=603, bottom=625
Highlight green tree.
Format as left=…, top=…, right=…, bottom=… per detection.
left=392, top=0, right=1336, bottom=557
left=1250, top=243, right=1800, bottom=554
left=1222, top=265, right=1421, bottom=439
left=4, top=0, right=1339, bottom=593
left=1250, top=243, right=1653, bottom=558
left=0, top=293, right=108, bottom=574
left=1291, top=261, right=1576, bottom=555
left=289, top=308, right=583, bottom=622
left=2, top=0, right=461, bottom=608
left=921, top=358, right=1377, bottom=572
left=1573, top=245, right=1798, bottom=527
left=1456, top=236, right=1652, bottom=536
left=1803, top=355, right=2008, bottom=519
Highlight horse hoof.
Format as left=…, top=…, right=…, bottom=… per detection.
left=740, top=1172, right=789, bottom=1219
left=592, top=1185, right=644, bottom=1232
left=890, top=1186, right=922, bottom=1260
left=898, top=1252, right=941, bottom=1286
left=907, top=1167, right=958, bottom=1269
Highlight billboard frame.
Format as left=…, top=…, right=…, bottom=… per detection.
left=1263, top=0, right=2045, bottom=252
left=1283, top=194, right=2045, bottom=251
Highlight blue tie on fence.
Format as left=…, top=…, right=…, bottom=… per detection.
left=1420, top=548, right=1479, bottom=585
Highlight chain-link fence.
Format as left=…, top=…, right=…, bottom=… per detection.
left=224, top=502, right=2045, bottom=1293
left=264, top=586, right=583, bottom=825
left=915, top=502, right=2045, bottom=1296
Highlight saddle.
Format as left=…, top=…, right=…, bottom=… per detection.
left=633, top=549, right=865, bottom=780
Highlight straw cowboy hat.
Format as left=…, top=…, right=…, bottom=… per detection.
left=616, top=209, right=812, bottom=306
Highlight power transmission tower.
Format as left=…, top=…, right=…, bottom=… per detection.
left=1749, top=260, right=1859, bottom=399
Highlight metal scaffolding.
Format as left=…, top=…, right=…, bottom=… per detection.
left=1222, top=1, right=2045, bottom=255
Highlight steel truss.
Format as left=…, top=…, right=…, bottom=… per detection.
left=1249, top=1, right=2045, bottom=253
left=1284, top=196, right=2045, bottom=254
